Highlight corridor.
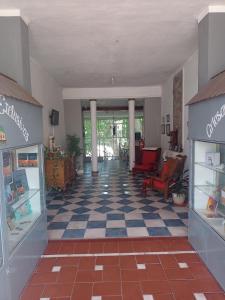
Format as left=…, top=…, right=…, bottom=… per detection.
left=47, top=161, right=188, bottom=239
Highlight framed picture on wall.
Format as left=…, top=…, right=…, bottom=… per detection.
left=166, top=114, right=170, bottom=123
left=161, top=124, right=165, bottom=134
left=166, top=124, right=170, bottom=136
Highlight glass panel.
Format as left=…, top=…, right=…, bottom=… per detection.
left=83, top=113, right=143, bottom=159
left=193, top=141, right=225, bottom=239
left=2, top=145, right=42, bottom=253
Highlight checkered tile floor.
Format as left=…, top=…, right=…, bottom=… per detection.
left=47, top=160, right=188, bottom=239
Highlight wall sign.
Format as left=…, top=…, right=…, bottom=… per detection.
left=206, top=103, right=225, bottom=139
left=0, top=95, right=29, bottom=142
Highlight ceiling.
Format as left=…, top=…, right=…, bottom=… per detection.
left=0, top=0, right=224, bottom=88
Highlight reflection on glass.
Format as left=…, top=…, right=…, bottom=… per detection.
left=194, top=141, right=225, bottom=239
left=2, top=145, right=42, bottom=253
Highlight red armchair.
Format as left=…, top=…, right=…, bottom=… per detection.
left=132, top=148, right=161, bottom=175
left=143, top=157, right=178, bottom=199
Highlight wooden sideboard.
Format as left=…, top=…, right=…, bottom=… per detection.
left=45, top=156, right=75, bottom=190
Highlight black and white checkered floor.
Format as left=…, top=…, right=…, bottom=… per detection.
left=47, top=160, right=188, bottom=239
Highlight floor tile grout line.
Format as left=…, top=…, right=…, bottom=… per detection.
left=42, top=250, right=196, bottom=258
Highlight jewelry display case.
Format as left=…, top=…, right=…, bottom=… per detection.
left=188, top=92, right=225, bottom=290
left=0, top=76, right=47, bottom=300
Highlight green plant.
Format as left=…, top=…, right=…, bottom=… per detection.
left=170, top=170, right=189, bottom=198
left=66, top=134, right=82, bottom=157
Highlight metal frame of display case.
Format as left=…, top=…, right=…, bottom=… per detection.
left=188, top=95, right=225, bottom=290
left=0, top=94, right=47, bottom=300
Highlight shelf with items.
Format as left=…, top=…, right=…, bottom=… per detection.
left=195, top=162, right=225, bottom=174
left=10, top=189, right=39, bottom=211
left=193, top=141, right=225, bottom=240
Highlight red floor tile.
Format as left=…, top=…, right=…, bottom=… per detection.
left=141, top=280, right=171, bottom=294
left=56, top=256, right=80, bottom=266
left=89, top=241, right=104, bottom=253
left=93, top=281, right=121, bottom=296
left=136, top=254, right=159, bottom=264
left=35, top=257, right=57, bottom=273
left=76, top=270, right=103, bottom=282
left=96, top=256, right=120, bottom=266
left=103, top=266, right=121, bottom=282
left=104, top=241, right=119, bottom=253
left=20, top=285, right=44, bottom=300
left=79, top=256, right=96, bottom=269
left=159, top=255, right=178, bottom=269
left=120, top=255, right=137, bottom=268
left=56, top=266, right=77, bottom=283
left=122, top=281, right=143, bottom=300
left=71, top=282, right=93, bottom=300
left=175, top=253, right=201, bottom=263
left=44, top=241, right=61, bottom=255
left=153, top=293, right=175, bottom=300
left=164, top=267, right=193, bottom=280
left=103, top=296, right=123, bottom=300
left=20, top=238, right=225, bottom=300
left=42, top=283, right=74, bottom=298
left=205, top=293, right=225, bottom=299
left=29, top=271, right=58, bottom=285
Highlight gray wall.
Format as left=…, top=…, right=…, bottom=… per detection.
left=64, top=99, right=83, bottom=170
left=198, top=13, right=225, bottom=88
left=0, top=17, right=31, bottom=92
left=144, top=97, right=161, bottom=147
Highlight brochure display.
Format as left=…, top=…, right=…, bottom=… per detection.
left=0, top=88, right=47, bottom=300
left=188, top=95, right=225, bottom=290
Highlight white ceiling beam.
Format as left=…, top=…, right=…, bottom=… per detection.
left=198, top=5, right=225, bottom=23
left=63, top=85, right=162, bottom=100
left=0, top=9, right=29, bottom=25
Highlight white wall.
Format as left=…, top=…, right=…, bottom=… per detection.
left=161, top=76, right=174, bottom=151
left=63, top=86, right=161, bottom=100
left=144, top=98, right=161, bottom=147
left=183, top=51, right=198, bottom=155
left=161, top=51, right=198, bottom=156
left=64, top=99, right=83, bottom=170
left=30, top=57, right=65, bottom=147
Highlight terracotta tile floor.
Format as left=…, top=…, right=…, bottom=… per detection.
left=20, top=237, right=225, bottom=300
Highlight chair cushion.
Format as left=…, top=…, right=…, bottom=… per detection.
left=152, top=179, right=166, bottom=190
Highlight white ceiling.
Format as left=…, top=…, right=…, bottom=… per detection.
left=0, top=0, right=224, bottom=88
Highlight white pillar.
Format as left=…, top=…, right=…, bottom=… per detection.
left=128, top=98, right=135, bottom=171
left=90, top=99, right=98, bottom=175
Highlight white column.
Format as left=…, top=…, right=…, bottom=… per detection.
left=128, top=98, right=135, bottom=171
left=90, top=99, right=98, bottom=175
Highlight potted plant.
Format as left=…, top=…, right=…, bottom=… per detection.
left=66, top=134, right=82, bottom=175
left=170, top=170, right=189, bottom=206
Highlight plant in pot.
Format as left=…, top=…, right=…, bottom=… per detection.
left=66, top=134, right=82, bottom=175
left=170, top=170, right=189, bottom=206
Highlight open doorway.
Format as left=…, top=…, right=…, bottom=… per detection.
left=83, top=110, right=143, bottom=161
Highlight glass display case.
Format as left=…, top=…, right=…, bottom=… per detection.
left=0, top=78, right=47, bottom=300
left=3, top=145, right=42, bottom=253
left=193, top=141, right=225, bottom=239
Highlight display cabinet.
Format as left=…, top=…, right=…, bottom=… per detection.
left=0, top=75, right=47, bottom=300
left=188, top=87, right=225, bottom=290
left=193, top=141, right=225, bottom=238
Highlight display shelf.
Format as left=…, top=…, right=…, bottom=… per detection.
left=195, top=208, right=225, bottom=238
left=11, top=189, right=40, bottom=211
left=195, top=184, right=218, bottom=197
left=8, top=212, right=41, bottom=252
left=195, top=162, right=225, bottom=174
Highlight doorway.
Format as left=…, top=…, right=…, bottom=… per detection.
left=83, top=110, right=143, bottom=161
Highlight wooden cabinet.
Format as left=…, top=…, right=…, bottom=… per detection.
left=45, top=156, right=75, bottom=190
